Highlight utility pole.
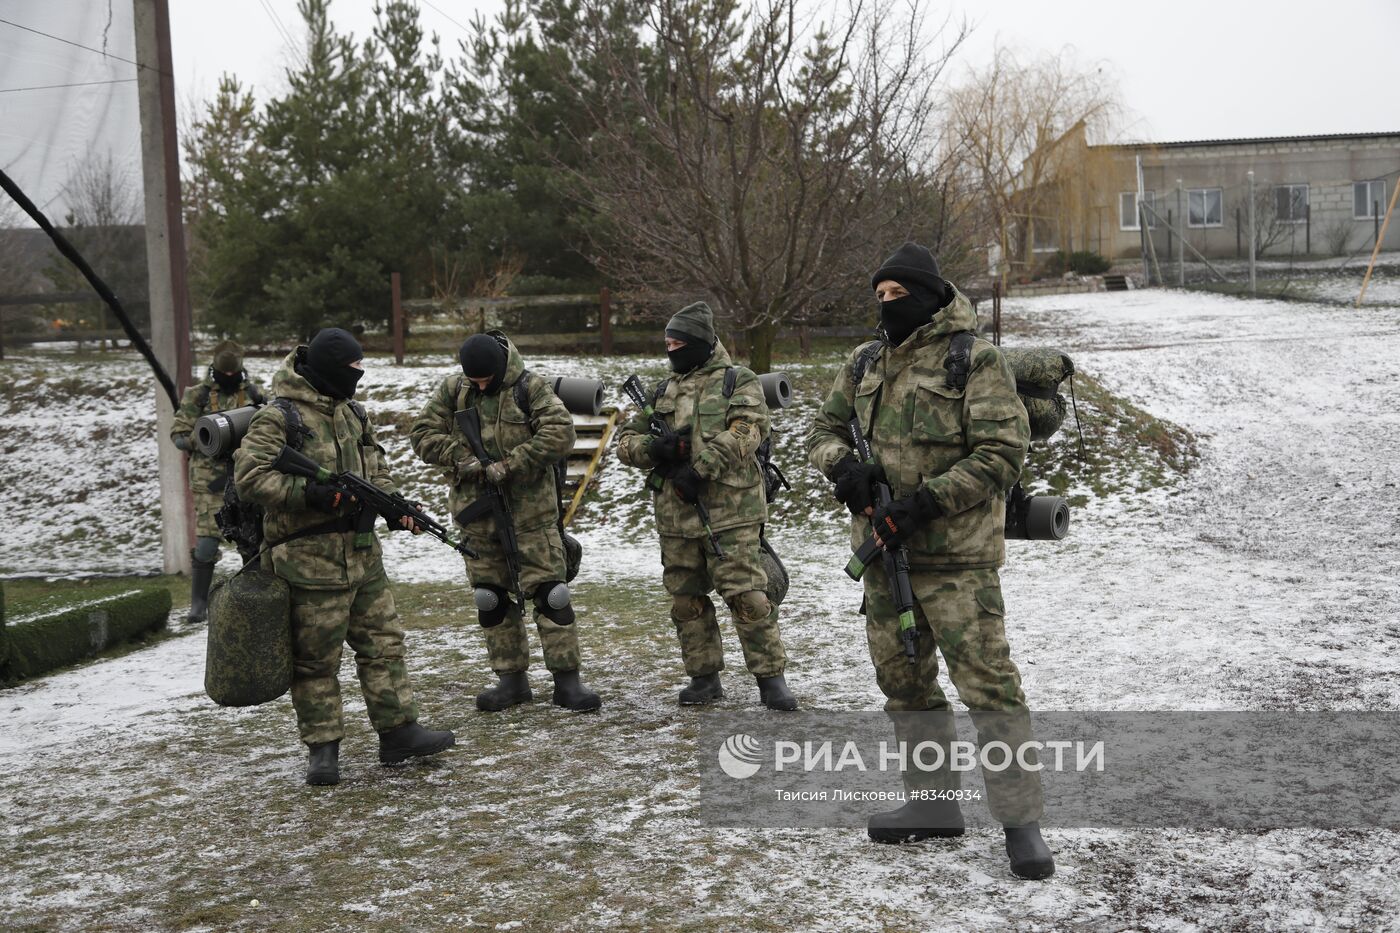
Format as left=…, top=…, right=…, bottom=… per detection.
left=134, top=0, right=194, bottom=574
left=1176, top=180, right=1185, bottom=287
left=1247, top=171, right=1257, bottom=294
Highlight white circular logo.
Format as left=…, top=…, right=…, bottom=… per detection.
left=718, top=733, right=763, bottom=779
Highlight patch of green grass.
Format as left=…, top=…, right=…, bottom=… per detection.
left=3, top=574, right=187, bottom=619
left=1023, top=371, right=1199, bottom=505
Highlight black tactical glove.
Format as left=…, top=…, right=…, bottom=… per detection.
left=830, top=453, right=887, bottom=516
left=305, top=481, right=355, bottom=514
left=871, top=487, right=941, bottom=549
left=650, top=426, right=692, bottom=464
left=671, top=465, right=704, bottom=505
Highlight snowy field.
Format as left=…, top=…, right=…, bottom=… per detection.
left=3, top=288, right=1400, bottom=930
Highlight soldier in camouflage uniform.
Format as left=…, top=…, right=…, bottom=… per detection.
left=805, top=244, right=1054, bottom=880
left=409, top=332, right=601, bottom=713
left=170, top=340, right=265, bottom=622
left=616, top=302, right=796, bottom=711
left=234, top=328, right=455, bottom=786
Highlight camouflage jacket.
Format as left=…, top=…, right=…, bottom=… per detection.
left=805, top=290, right=1029, bottom=570
left=616, top=341, right=769, bottom=537
left=232, top=350, right=397, bottom=589
left=408, top=334, right=575, bottom=535
left=171, top=372, right=265, bottom=496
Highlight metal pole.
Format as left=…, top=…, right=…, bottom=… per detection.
left=992, top=279, right=1001, bottom=346
left=599, top=286, right=613, bottom=355
left=1176, top=180, right=1185, bottom=286
left=1247, top=171, right=1257, bottom=294
left=1376, top=201, right=1381, bottom=247
left=1136, top=155, right=1149, bottom=285
left=1305, top=203, right=1311, bottom=255
left=134, top=0, right=193, bottom=575
left=391, top=272, right=404, bottom=365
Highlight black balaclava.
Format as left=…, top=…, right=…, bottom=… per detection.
left=212, top=369, right=243, bottom=393
left=667, top=339, right=714, bottom=375
left=302, top=327, right=364, bottom=399
left=870, top=242, right=953, bottom=346
left=459, top=334, right=508, bottom=394
left=878, top=280, right=946, bottom=347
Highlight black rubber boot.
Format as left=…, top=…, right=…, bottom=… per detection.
left=867, top=798, right=966, bottom=843
left=1005, top=823, right=1055, bottom=880
left=378, top=721, right=456, bottom=765
left=187, top=558, right=216, bottom=623
left=476, top=671, right=533, bottom=712
left=756, top=673, right=798, bottom=711
left=551, top=669, right=602, bottom=712
left=678, top=672, right=723, bottom=706
left=306, top=740, right=340, bottom=786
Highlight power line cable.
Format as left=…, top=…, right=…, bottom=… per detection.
left=0, top=16, right=160, bottom=75
left=418, top=0, right=473, bottom=36
left=0, top=78, right=138, bottom=94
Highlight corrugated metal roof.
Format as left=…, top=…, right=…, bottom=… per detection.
left=1095, top=132, right=1400, bottom=150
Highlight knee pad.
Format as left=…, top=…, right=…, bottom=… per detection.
left=193, top=536, right=221, bottom=563
left=532, top=581, right=575, bottom=626
left=474, top=585, right=511, bottom=627
left=670, top=594, right=710, bottom=624
left=730, top=590, right=772, bottom=624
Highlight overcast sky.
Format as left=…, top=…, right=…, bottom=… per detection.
left=167, top=0, right=1400, bottom=142
left=2, top=0, right=1398, bottom=216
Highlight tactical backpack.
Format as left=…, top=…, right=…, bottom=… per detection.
left=850, top=332, right=1078, bottom=444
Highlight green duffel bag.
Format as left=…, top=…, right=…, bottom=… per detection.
left=205, top=566, right=293, bottom=707
left=1001, top=347, right=1075, bottom=443
left=759, top=534, right=789, bottom=607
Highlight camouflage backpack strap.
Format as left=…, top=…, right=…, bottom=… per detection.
left=513, top=368, right=534, bottom=421
left=722, top=366, right=737, bottom=398
left=944, top=331, right=976, bottom=391
left=348, top=400, right=372, bottom=445
left=271, top=397, right=312, bottom=450
left=851, top=340, right=884, bottom=386
left=652, top=377, right=672, bottom=406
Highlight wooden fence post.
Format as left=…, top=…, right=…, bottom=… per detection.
left=391, top=272, right=404, bottom=365
left=599, top=286, right=613, bottom=355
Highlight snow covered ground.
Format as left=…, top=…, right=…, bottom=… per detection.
left=3, top=288, right=1400, bottom=930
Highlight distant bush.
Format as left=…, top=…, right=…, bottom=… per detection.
left=1037, top=250, right=1111, bottom=279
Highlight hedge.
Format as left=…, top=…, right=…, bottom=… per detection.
left=2, top=587, right=172, bottom=682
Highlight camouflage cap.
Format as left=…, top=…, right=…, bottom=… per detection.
left=212, top=339, right=243, bottom=373
left=665, top=301, right=716, bottom=345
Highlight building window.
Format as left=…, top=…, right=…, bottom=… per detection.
left=1119, top=191, right=1157, bottom=230
left=1355, top=180, right=1386, bottom=219
left=1188, top=188, right=1223, bottom=228
left=1274, top=184, right=1309, bottom=223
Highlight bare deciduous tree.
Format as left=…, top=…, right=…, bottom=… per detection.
left=562, top=0, right=966, bottom=372
left=946, top=47, right=1121, bottom=283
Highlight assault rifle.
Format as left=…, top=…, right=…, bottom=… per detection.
left=270, top=445, right=477, bottom=558
left=621, top=374, right=724, bottom=558
left=453, top=407, right=525, bottom=607
left=847, top=416, right=918, bottom=666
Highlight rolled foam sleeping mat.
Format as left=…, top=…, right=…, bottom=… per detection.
left=548, top=377, right=605, bottom=416
left=195, top=404, right=261, bottom=458
left=758, top=372, right=793, bottom=410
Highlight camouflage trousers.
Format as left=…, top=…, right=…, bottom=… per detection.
left=192, top=487, right=225, bottom=540
left=288, top=568, right=418, bottom=746
left=863, top=565, right=1043, bottom=826
left=660, top=524, right=786, bottom=678
left=463, top=523, right=581, bottom=674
